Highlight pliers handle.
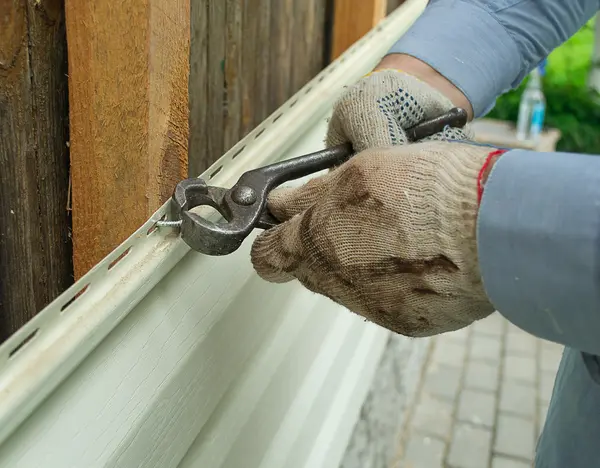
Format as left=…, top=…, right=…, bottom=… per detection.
left=171, top=107, right=468, bottom=256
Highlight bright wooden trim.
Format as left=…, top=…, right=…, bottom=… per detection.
left=331, top=0, right=388, bottom=60
left=65, top=0, right=190, bottom=278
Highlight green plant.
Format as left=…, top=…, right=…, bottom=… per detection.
left=487, top=20, right=600, bottom=154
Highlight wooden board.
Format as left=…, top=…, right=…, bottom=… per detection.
left=65, top=0, right=190, bottom=278
left=189, top=0, right=209, bottom=176
left=0, top=0, right=72, bottom=341
left=269, top=0, right=295, bottom=111
left=330, top=0, right=388, bottom=59
left=188, top=0, right=329, bottom=175
left=292, top=0, right=327, bottom=91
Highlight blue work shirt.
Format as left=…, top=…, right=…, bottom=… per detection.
left=390, top=1, right=600, bottom=466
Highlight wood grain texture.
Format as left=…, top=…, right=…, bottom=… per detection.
left=0, top=0, right=72, bottom=341
left=207, top=0, right=226, bottom=171
left=241, top=0, right=257, bottom=136
left=331, top=0, right=388, bottom=59
left=65, top=0, right=190, bottom=277
left=269, top=0, right=294, bottom=111
left=189, top=0, right=209, bottom=177
left=291, top=0, right=311, bottom=92
left=188, top=0, right=328, bottom=175
left=224, top=0, right=243, bottom=152
left=311, top=0, right=327, bottom=75
left=291, top=0, right=327, bottom=92
left=254, top=0, right=271, bottom=123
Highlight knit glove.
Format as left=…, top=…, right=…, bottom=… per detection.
left=251, top=142, right=501, bottom=337
left=326, top=70, right=473, bottom=152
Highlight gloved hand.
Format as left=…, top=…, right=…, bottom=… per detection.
left=326, top=69, right=473, bottom=152
left=251, top=142, right=502, bottom=337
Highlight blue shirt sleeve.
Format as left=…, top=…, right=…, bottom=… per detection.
left=477, top=149, right=600, bottom=355
left=388, top=0, right=599, bottom=117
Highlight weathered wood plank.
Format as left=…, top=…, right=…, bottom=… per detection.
left=241, top=0, right=259, bottom=136
left=291, top=0, right=310, bottom=92
left=254, top=0, right=271, bottom=123
left=309, top=0, right=327, bottom=75
left=65, top=0, right=190, bottom=277
left=206, top=0, right=227, bottom=168
left=269, top=0, right=294, bottom=111
left=224, top=0, right=243, bottom=152
left=331, top=0, right=388, bottom=59
left=0, top=0, right=72, bottom=341
left=291, top=0, right=328, bottom=92
left=188, top=0, right=328, bottom=174
left=189, top=0, right=209, bottom=177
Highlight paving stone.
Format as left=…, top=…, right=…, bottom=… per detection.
left=423, top=361, right=462, bottom=401
left=472, top=313, right=506, bottom=337
left=447, top=422, right=492, bottom=468
left=539, top=372, right=556, bottom=404
left=470, top=335, right=502, bottom=363
left=398, top=321, right=555, bottom=468
left=495, top=413, right=536, bottom=460
left=402, top=433, right=445, bottom=468
left=505, top=332, right=537, bottom=357
left=499, top=381, right=536, bottom=418
left=431, top=340, right=467, bottom=367
left=457, top=389, right=496, bottom=428
left=464, top=360, right=499, bottom=393
left=412, top=394, right=454, bottom=439
left=503, top=355, right=536, bottom=384
left=492, top=455, right=532, bottom=468
left=540, top=345, right=563, bottom=374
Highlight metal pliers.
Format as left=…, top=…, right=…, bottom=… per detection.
left=169, top=107, right=468, bottom=256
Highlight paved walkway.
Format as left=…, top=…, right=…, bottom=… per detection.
left=394, top=312, right=564, bottom=468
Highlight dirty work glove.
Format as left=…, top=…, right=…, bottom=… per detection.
left=251, top=142, right=502, bottom=337
left=326, top=70, right=473, bottom=152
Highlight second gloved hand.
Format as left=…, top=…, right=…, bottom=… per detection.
left=250, top=141, right=499, bottom=337
left=326, top=69, right=473, bottom=151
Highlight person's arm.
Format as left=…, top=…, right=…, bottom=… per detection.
left=478, top=150, right=600, bottom=356
left=383, top=0, right=599, bottom=118
left=323, top=1, right=597, bottom=150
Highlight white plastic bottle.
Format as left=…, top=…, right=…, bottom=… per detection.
left=516, top=60, right=547, bottom=142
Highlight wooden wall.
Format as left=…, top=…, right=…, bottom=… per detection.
left=0, top=0, right=72, bottom=341
left=330, top=0, right=387, bottom=60
left=188, top=0, right=330, bottom=176
left=66, top=0, right=190, bottom=278
left=0, top=0, right=331, bottom=340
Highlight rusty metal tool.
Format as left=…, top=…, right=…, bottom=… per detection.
left=169, top=107, right=467, bottom=256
